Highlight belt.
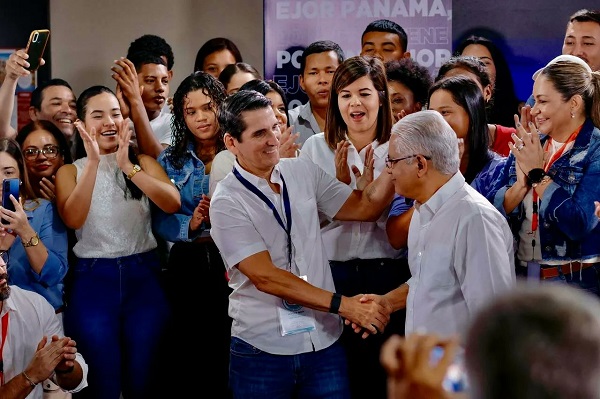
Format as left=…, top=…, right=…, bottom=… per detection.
left=540, top=262, right=595, bottom=280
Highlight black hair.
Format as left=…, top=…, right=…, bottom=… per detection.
left=127, top=51, right=167, bottom=73
left=428, top=76, right=491, bottom=184
left=361, top=19, right=408, bottom=52
left=385, top=58, right=433, bottom=106
left=455, top=35, right=521, bottom=127
left=569, top=8, right=600, bottom=25
left=194, top=37, right=243, bottom=73
left=169, top=71, right=228, bottom=169
left=239, top=79, right=290, bottom=127
left=126, top=34, right=174, bottom=70
left=16, top=119, right=73, bottom=165
left=30, top=78, right=73, bottom=110
left=299, top=40, right=345, bottom=74
left=218, top=90, right=271, bottom=141
left=76, top=85, right=142, bottom=200
left=218, top=62, right=262, bottom=91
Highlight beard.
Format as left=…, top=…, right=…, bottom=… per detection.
left=0, top=273, right=10, bottom=301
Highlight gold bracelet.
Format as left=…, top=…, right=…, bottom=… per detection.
left=22, top=370, right=38, bottom=387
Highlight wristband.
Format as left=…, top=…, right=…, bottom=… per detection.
left=329, top=293, right=342, bottom=314
left=22, top=371, right=38, bottom=387
left=55, top=365, right=75, bottom=374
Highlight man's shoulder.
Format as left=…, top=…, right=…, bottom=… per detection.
left=288, top=102, right=310, bottom=122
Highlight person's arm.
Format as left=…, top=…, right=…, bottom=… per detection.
left=334, top=168, right=395, bottom=222
left=386, top=195, right=414, bottom=250
left=55, top=120, right=100, bottom=229
left=130, top=154, right=180, bottom=213
left=111, top=57, right=163, bottom=158
left=0, top=50, right=32, bottom=138
left=114, top=119, right=180, bottom=214
left=237, top=249, right=389, bottom=334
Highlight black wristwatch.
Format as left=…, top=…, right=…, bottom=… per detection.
left=526, top=168, right=546, bottom=186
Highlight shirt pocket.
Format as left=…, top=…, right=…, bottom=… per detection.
left=551, top=166, right=583, bottom=196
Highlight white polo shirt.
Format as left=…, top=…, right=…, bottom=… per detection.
left=210, top=157, right=352, bottom=355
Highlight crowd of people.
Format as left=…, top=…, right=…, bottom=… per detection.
left=0, top=7, right=599, bottom=399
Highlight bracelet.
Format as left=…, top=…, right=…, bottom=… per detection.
left=22, top=370, right=38, bottom=387
left=329, top=293, right=342, bottom=314
left=55, top=365, right=75, bottom=374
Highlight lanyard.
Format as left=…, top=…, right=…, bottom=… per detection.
left=530, top=127, right=581, bottom=256
left=233, top=167, right=293, bottom=270
left=0, top=312, right=9, bottom=386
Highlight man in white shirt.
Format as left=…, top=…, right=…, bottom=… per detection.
left=210, top=90, right=396, bottom=398
left=363, top=110, right=515, bottom=337
left=0, top=255, right=88, bottom=398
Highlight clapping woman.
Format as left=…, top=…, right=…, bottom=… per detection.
left=55, top=85, right=180, bottom=399
left=488, top=57, right=600, bottom=292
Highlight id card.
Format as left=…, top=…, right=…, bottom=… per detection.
left=278, top=275, right=316, bottom=336
left=527, top=261, right=541, bottom=281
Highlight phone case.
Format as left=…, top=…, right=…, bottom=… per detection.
left=2, top=178, right=20, bottom=224
left=25, top=29, right=50, bottom=72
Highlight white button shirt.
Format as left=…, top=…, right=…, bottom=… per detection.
left=405, top=172, right=515, bottom=337
left=1, top=286, right=88, bottom=398
left=209, top=158, right=353, bottom=355
left=300, top=133, right=401, bottom=261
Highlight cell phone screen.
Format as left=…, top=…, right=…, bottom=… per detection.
left=2, top=178, right=20, bottom=224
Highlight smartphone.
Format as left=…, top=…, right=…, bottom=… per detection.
left=430, top=346, right=469, bottom=393
left=2, top=178, right=20, bottom=225
left=25, top=29, right=50, bottom=72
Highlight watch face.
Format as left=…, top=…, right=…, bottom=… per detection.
left=31, top=235, right=39, bottom=245
left=528, top=168, right=546, bottom=184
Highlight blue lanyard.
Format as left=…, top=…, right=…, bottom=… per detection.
left=233, top=167, right=293, bottom=270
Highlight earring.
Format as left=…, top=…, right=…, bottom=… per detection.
left=571, top=112, right=575, bottom=118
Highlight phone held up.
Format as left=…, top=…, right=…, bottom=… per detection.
left=2, top=178, right=20, bottom=225
left=25, top=29, right=50, bottom=72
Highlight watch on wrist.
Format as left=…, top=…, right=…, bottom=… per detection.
left=127, top=164, right=141, bottom=180
left=22, top=232, right=39, bottom=248
left=532, top=175, right=551, bottom=188
left=526, top=168, right=546, bottom=186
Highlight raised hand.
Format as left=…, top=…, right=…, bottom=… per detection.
left=190, top=194, right=211, bottom=231
left=39, top=175, right=57, bottom=202
left=335, top=140, right=352, bottom=185
left=509, top=113, right=544, bottom=175
left=354, top=144, right=374, bottom=191
left=116, top=118, right=134, bottom=172
left=278, top=126, right=300, bottom=158
left=112, top=57, right=145, bottom=121
left=380, top=333, right=459, bottom=399
left=74, top=120, right=100, bottom=161
left=4, top=50, right=43, bottom=81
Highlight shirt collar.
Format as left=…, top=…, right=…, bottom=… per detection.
left=233, top=159, right=283, bottom=186
left=416, top=172, right=465, bottom=223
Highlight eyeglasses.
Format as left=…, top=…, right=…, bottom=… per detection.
left=23, top=145, right=60, bottom=160
left=385, top=154, right=431, bottom=169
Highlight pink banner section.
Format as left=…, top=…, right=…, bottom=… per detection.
left=264, top=0, right=452, bottom=108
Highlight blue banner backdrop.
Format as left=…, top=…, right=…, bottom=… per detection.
left=264, top=0, right=452, bottom=109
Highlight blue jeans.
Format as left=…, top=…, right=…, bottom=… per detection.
left=229, top=337, right=350, bottom=399
left=545, top=264, right=600, bottom=297
left=64, top=250, right=171, bottom=399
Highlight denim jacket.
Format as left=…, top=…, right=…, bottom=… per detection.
left=488, top=119, right=600, bottom=261
left=153, top=142, right=209, bottom=242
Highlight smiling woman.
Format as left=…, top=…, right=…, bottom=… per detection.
left=16, top=119, right=71, bottom=201
left=299, top=55, right=408, bottom=399
left=487, top=58, right=600, bottom=292
left=54, top=84, right=180, bottom=399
